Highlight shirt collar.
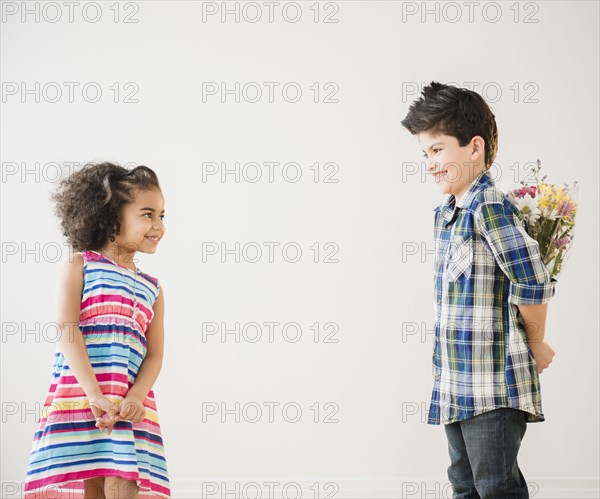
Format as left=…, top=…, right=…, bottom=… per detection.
left=438, top=169, right=495, bottom=222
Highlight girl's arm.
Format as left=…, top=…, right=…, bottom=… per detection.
left=56, top=252, right=103, bottom=399
left=127, top=286, right=165, bottom=402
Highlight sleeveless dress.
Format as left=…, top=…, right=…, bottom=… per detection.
left=24, top=250, right=171, bottom=498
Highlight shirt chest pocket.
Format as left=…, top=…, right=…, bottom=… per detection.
left=444, top=236, right=474, bottom=282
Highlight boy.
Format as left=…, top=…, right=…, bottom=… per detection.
left=401, top=82, right=557, bottom=498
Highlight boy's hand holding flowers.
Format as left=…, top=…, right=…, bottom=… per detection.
left=505, top=160, right=578, bottom=375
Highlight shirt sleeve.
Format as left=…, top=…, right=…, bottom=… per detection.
left=474, top=201, right=556, bottom=305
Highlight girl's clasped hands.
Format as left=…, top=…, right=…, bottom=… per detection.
left=89, top=394, right=147, bottom=435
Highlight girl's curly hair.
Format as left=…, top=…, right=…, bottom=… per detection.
left=51, top=162, right=161, bottom=252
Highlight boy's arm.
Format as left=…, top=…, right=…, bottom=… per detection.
left=474, top=201, right=556, bottom=345
left=517, top=303, right=548, bottom=345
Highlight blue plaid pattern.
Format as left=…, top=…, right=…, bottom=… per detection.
left=428, top=169, right=556, bottom=425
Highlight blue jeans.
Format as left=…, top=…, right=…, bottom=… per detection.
left=444, top=408, right=530, bottom=498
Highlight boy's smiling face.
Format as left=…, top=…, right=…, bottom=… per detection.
left=418, top=131, right=487, bottom=205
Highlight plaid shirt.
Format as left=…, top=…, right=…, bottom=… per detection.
left=428, top=169, right=557, bottom=425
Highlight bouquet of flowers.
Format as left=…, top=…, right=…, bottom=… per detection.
left=505, top=160, right=578, bottom=279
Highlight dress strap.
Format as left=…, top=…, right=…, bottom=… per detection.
left=80, top=250, right=103, bottom=264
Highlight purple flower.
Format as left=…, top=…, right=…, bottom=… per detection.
left=557, top=198, right=576, bottom=217
left=552, top=237, right=571, bottom=250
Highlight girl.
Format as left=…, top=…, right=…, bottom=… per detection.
left=23, top=163, right=170, bottom=499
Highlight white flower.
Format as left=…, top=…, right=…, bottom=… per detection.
left=539, top=205, right=559, bottom=221
left=513, top=193, right=541, bottom=226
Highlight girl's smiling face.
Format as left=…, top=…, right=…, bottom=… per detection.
left=418, top=131, right=487, bottom=204
left=114, top=187, right=165, bottom=255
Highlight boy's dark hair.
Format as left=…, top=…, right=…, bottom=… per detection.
left=401, top=81, right=498, bottom=169
left=51, top=162, right=161, bottom=252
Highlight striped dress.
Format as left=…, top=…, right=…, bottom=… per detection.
left=24, top=250, right=171, bottom=498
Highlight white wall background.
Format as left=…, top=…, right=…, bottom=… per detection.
left=1, top=1, right=598, bottom=498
